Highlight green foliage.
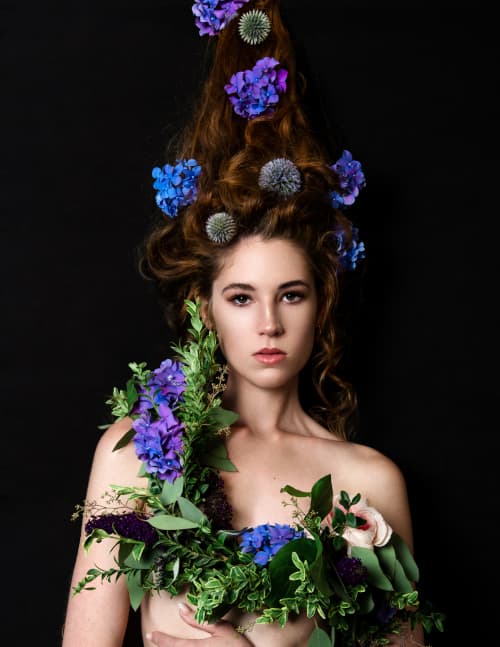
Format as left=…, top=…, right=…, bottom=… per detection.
left=73, top=300, right=445, bottom=646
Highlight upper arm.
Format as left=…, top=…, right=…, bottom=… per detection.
left=62, top=418, right=141, bottom=647
left=358, top=451, right=415, bottom=553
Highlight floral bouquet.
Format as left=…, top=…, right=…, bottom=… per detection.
left=73, top=300, right=444, bottom=646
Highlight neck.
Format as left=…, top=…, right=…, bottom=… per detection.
left=222, top=373, right=306, bottom=437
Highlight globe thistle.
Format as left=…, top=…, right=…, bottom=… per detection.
left=238, top=10, right=271, bottom=45
left=258, top=158, right=301, bottom=198
left=205, top=211, right=237, bottom=244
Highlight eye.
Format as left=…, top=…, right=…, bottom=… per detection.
left=281, top=291, right=304, bottom=303
left=230, top=294, right=251, bottom=306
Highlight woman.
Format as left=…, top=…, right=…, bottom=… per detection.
left=63, top=1, right=426, bottom=645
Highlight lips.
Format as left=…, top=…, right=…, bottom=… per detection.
left=253, top=348, right=287, bottom=365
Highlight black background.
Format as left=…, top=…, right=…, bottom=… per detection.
left=2, top=1, right=498, bottom=645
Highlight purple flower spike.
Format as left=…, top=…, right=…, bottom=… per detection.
left=85, top=512, right=158, bottom=547
left=192, top=1, right=251, bottom=37
left=152, top=159, right=201, bottom=217
left=133, top=411, right=184, bottom=482
left=335, top=556, right=368, bottom=586
left=224, top=57, right=288, bottom=119
left=330, top=150, right=366, bottom=208
left=240, top=523, right=304, bottom=566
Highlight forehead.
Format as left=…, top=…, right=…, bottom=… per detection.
left=214, top=237, right=312, bottom=286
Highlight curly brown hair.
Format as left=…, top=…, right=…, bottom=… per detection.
left=139, top=0, right=359, bottom=439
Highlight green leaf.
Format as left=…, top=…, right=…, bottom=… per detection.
left=391, top=532, right=419, bottom=582
left=203, top=441, right=238, bottom=472
left=83, top=528, right=112, bottom=552
left=207, top=406, right=239, bottom=429
left=376, top=543, right=396, bottom=579
left=350, top=546, right=393, bottom=591
left=178, top=497, right=207, bottom=524
left=267, top=538, right=317, bottom=606
left=126, top=570, right=145, bottom=611
left=280, top=484, right=311, bottom=498
left=392, top=558, right=413, bottom=593
left=112, top=427, right=135, bottom=452
left=307, top=625, right=332, bottom=647
left=309, top=474, right=333, bottom=520
left=126, top=379, right=138, bottom=408
left=161, top=476, right=184, bottom=505
left=147, top=514, right=199, bottom=530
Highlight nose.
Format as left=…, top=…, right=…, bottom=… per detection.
left=258, top=304, right=284, bottom=337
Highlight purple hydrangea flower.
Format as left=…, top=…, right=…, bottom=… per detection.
left=240, top=523, right=304, bottom=566
left=152, top=159, right=201, bottom=217
left=334, top=225, right=366, bottom=271
left=335, top=555, right=368, bottom=586
left=330, top=150, right=366, bottom=208
left=224, top=57, right=288, bottom=119
left=135, top=359, right=186, bottom=414
left=85, top=512, right=158, bottom=547
left=133, top=410, right=184, bottom=482
left=192, top=1, right=250, bottom=37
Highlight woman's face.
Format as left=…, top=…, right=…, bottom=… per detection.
left=208, top=236, right=318, bottom=390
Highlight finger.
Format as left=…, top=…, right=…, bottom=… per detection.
left=178, top=603, right=236, bottom=638
left=177, top=602, right=216, bottom=635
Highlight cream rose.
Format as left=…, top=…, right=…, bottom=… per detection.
left=326, top=495, right=393, bottom=554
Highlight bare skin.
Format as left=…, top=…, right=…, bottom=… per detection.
left=63, top=237, right=425, bottom=647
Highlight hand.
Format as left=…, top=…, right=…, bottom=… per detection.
left=145, top=603, right=253, bottom=646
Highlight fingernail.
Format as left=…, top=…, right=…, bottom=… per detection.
left=178, top=602, right=189, bottom=613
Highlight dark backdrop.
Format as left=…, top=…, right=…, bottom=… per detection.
left=2, top=1, right=497, bottom=645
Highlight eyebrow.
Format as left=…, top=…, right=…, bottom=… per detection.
left=221, top=280, right=310, bottom=294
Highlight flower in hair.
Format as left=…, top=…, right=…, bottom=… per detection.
left=192, top=0, right=251, bottom=37
left=152, top=158, right=201, bottom=218
left=330, top=150, right=366, bottom=208
left=224, top=57, right=288, bottom=119
left=334, top=225, right=366, bottom=271
left=238, top=10, right=271, bottom=45
left=258, top=158, right=301, bottom=198
left=206, top=211, right=237, bottom=243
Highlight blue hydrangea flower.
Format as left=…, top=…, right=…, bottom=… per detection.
left=330, top=150, right=366, bottom=208
left=334, top=225, right=366, bottom=271
left=224, top=57, right=288, bottom=119
left=240, top=523, right=304, bottom=566
left=152, top=159, right=201, bottom=217
left=133, top=410, right=184, bottom=482
left=135, top=359, right=186, bottom=414
left=192, top=0, right=250, bottom=37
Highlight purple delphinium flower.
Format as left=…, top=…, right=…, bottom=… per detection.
left=334, top=225, right=366, bottom=271
left=330, top=150, right=366, bottom=208
left=224, top=57, right=288, bottom=119
left=240, top=523, right=304, bottom=566
left=152, top=159, right=201, bottom=217
left=133, top=410, right=184, bottom=482
left=135, top=359, right=186, bottom=414
left=192, top=1, right=251, bottom=37
left=335, top=555, right=368, bottom=586
left=85, top=512, right=158, bottom=547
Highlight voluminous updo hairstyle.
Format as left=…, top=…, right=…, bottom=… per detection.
left=139, top=0, right=359, bottom=439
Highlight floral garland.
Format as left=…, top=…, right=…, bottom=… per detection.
left=73, top=300, right=444, bottom=646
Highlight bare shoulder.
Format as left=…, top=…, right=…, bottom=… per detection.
left=321, top=438, right=414, bottom=548
left=85, top=416, right=144, bottom=497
